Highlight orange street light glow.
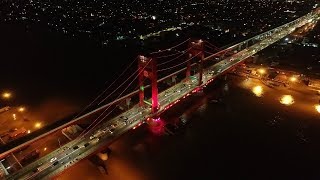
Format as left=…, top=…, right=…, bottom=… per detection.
left=44, top=147, right=47, bottom=151
left=2, top=92, right=11, bottom=99
left=27, top=130, right=31, bottom=134
left=315, top=104, right=320, bottom=113
left=290, top=76, right=297, bottom=82
left=252, top=85, right=263, bottom=97
left=35, top=122, right=42, bottom=128
left=280, top=95, right=294, bottom=106
left=18, top=107, right=25, bottom=112
left=258, top=68, right=266, bottom=74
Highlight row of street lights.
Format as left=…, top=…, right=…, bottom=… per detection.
left=257, top=68, right=298, bottom=83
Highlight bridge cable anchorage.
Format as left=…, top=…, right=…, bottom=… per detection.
left=157, top=52, right=201, bottom=72
left=149, top=38, right=190, bottom=55
left=73, top=56, right=138, bottom=119
left=157, top=47, right=192, bottom=66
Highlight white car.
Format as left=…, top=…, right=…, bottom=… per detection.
left=50, top=157, right=57, bottom=163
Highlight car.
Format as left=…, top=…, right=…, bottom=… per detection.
left=120, top=116, right=128, bottom=120
left=109, top=128, right=116, bottom=134
left=52, top=161, right=59, bottom=166
left=84, top=142, right=90, bottom=147
left=50, top=157, right=57, bottom=163
left=90, top=137, right=99, bottom=144
left=217, top=69, right=222, bottom=73
left=73, top=146, right=79, bottom=150
left=111, top=123, right=118, bottom=128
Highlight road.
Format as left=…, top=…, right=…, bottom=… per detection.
left=6, top=8, right=320, bottom=180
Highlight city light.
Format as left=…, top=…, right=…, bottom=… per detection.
left=257, top=68, right=266, bottom=74
left=252, top=85, right=263, bottom=97
left=27, top=130, right=31, bottom=134
left=43, top=147, right=47, bottom=151
left=2, top=92, right=11, bottom=99
left=315, top=104, right=320, bottom=113
left=289, top=76, right=297, bottom=82
left=35, top=122, right=42, bottom=128
left=18, top=107, right=25, bottom=112
left=280, top=95, right=294, bottom=106
left=12, top=114, right=16, bottom=120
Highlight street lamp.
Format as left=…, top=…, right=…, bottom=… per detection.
left=280, top=95, right=294, bottom=106
left=18, top=107, right=25, bottom=112
left=315, top=104, right=320, bottom=113
left=289, top=76, right=297, bottom=82
left=252, top=85, right=263, bottom=97
left=35, top=122, right=42, bottom=128
left=257, top=68, right=266, bottom=75
left=2, top=92, right=11, bottom=99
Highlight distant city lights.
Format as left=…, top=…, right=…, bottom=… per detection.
left=43, top=147, right=47, bottom=151
left=27, top=130, right=31, bottom=134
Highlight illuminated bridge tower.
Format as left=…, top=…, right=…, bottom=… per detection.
left=187, top=39, right=204, bottom=86
left=138, top=55, right=159, bottom=113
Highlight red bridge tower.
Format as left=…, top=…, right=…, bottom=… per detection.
left=138, top=55, right=159, bottom=113
left=187, top=39, right=204, bottom=86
